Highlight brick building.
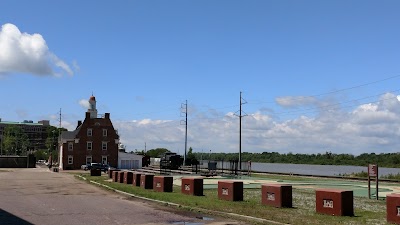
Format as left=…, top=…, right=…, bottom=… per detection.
left=58, top=95, right=119, bottom=170
left=0, top=119, right=50, bottom=154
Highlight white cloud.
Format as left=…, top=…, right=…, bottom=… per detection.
left=275, top=96, right=318, bottom=108
left=57, top=92, right=400, bottom=156
left=0, top=23, right=74, bottom=76
left=79, top=99, right=90, bottom=109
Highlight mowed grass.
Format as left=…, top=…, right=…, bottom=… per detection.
left=77, top=173, right=389, bottom=225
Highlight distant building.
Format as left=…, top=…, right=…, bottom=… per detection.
left=58, top=95, right=119, bottom=170
left=118, top=152, right=143, bottom=169
left=0, top=118, right=50, bottom=153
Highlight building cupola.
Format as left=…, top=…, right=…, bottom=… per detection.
left=88, top=94, right=98, bottom=118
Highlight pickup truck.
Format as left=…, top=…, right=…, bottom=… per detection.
left=81, top=163, right=110, bottom=172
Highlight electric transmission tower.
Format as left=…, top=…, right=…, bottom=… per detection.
left=180, top=100, right=188, bottom=166
left=234, top=92, right=247, bottom=171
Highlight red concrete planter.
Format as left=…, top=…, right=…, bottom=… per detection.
left=133, top=172, right=142, bottom=187
left=140, top=174, right=154, bottom=189
left=117, top=171, right=125, bottom=183
left=123, top=171, right=134, bottom=184
left=112, top=171, right=119, bottom=182
left=261, top=184, right=292, bottom=208
left=218, top=181, right=243, bottom=201
left=387, top=193, right=400, bottom=224
left=108, top=169, right=120, bottom=179
left=153, top=176, right=173, bottom=192
left=181, top=177, right=203, bottom=196
left=90, top=169, right=102, bottom=176
left=316, top=189, right=353, bottom=216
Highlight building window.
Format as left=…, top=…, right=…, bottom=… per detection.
left=102, top=142, right=107, bottom=151
left=68, top=155, right=73, bottom=164
left=86, top=156, right=92, bottom=165
left=68, top=142, right=73, bottom=151
left=102, top=156, right=108, bottom=165
left=87, top=141, right=92, bottom=151
left=87, top=128, right=92, bottom=136
left=103, top=129, right=107, bottom=137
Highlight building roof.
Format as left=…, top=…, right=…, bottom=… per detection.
left=60, top=128, right=80, bottom=140
left=0, top=121, right=44, bottom=126
left=90, top=95, right=96, bottom=101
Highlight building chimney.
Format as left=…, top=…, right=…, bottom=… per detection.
left=105, top=113, right=110, bottom=119
left=85, top=112, right=90, bottom=119
left=77, top=120, right=82, bottom=127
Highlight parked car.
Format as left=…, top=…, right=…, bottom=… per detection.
left=81, top=163, right=110, bottom=172
left=91, top=163, right=110, bottom=172
left=81, top=164, right=90, bottom=170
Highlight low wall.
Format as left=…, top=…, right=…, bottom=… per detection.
left=0, top=155, right=36, bottom=168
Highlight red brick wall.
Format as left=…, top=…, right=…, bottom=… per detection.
left=62, top=112, right=119, bottom=170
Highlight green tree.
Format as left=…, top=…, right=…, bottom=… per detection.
left=186, top=147, right=199, bottom=165
left=45, top=126, right=67, bottom=150
left=2, top=125, right=29, bottom=156
left=146, top=148, right=170, bottom=157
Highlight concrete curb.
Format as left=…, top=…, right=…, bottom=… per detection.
left=76, top=175, right=289, bottom=225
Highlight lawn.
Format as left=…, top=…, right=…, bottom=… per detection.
left=76, top=173, right=390, bottom=225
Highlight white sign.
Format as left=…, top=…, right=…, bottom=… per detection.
left=323, top=199, right=334, bottom=208
left=368, top=164, right=377, bottom=177
left=397, top=206, right=400, bottom=216
left=156, top=182, right=161, bottom=188
left=184, top=184, right=190, bottom=191
left=222, top=188, right=229, bottom=195
left=267, top=192, right=275, bottom=201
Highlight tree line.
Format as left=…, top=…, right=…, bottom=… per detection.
left=1, top=125, right=66, bottom=160
left=191, top=151, right=400, bottom=168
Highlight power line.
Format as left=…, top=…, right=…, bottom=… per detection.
left=247, top=74, right=400, bottom=105
left=270, top=89, right=400, bottom=117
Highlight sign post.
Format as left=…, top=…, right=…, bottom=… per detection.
left=368, top=164, right=378, bottom=200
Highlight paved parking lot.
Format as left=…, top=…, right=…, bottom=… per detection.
left=0, top=168, right=242, bottom=225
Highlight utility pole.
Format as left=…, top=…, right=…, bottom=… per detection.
left=145, top=142, right=147, bottom=153
left=180, top=100, right=188, bottom=166
left=235, top=92, right=247, bottom=172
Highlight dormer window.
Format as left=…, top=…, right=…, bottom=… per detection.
left=68, top=142, right=73, bottom=151
left=87, top=128, right=92, bottom=136
left=103, top=129, right=107, bottom=137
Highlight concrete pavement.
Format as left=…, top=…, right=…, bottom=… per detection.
left=0, top=168, right=242, bottom=225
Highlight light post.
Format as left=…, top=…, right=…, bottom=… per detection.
left=0, top=134, right=2, bottom=156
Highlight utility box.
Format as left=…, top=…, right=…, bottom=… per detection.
left=108, top=169, right=120, bottom=179
left=124, top=171, right=134, bottom=184
left=261, top=184, right=292, bottom=208
left=387, top=193, right=400, bottom=224
left=316, top=189, right=353, bottom=216
left=90, top=169, right=101, bottom=176
left=133, top=172, right=142, bottom=187
left=218, top=181, right=243, bottom=201
left=112, top=171, right=119, bottom=182
left=181, top=177, right=203, bottom=196
left=153, top=176, right=173, bottom=192
left=117, top=171, right=125, bottom=183
left=140, top=174, right=154, bottom=189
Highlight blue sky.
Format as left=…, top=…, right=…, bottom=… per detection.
left=1, top=1, right=400, bottom=155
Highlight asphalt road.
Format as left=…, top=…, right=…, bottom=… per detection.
left=0, top=167, right=242, bottom=225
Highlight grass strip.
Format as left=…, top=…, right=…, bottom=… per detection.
left=77, top=173, right=389, bottom=225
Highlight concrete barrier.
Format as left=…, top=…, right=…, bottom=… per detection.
left=387, top=193, right=400, bottom=224
left=316, top=189, right=353, bottom=216
left=153, top=176, right=173, bottom=192
left=181, top=177, right=203, bottom=196
left=261, top=184, right=292, bottom=208
left=218, top=181, right=243, bottom=201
